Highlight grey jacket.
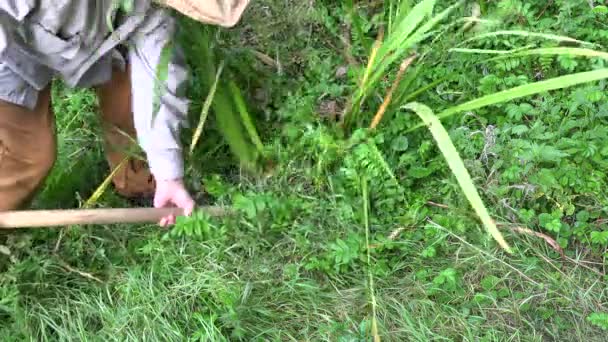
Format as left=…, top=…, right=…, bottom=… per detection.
left=0, top=0, right=189, bottom=181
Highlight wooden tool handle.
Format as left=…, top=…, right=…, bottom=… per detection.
left=0, top=206, right=229, bottom=229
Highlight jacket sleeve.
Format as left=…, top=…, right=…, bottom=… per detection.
left=127, top=6, right=190, bottom=181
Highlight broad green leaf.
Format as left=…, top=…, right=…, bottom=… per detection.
left=594, top=5, right=608, bottom=15
left=403, top=102, right=512, bottom=253
left=0, top=245, right=11, bottom=256
left=391, top=136, right=409, bottom=151
left=587, top=312, right=608, bottom=330
left=590, top=231, right=608, bottom=245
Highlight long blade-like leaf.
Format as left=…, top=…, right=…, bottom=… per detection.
left=229, top=80, right=265, bottom=154
left=393, top=0, right=413, bottom=31
left=213, top=84, right=258, bottom=170
left=367, top=1, right=463, bottom=96
left=402, top=0, right=466, bottom=48
left=190, top=61, right=225, bottom=154
left=449, top=46, right=534, bottom=55
left=438, top=68, right=608, bottom=120
left=361, top=177, right=380, bottom=342
left=376, top=0, right=436, bottom=63
left=451, top=47, right=608, bottom=61
left=459, top=30, right=596, bottom=47
left=385, top=0, right=436, bottom=43
left=403, top=102, right=512, bottom=253
left=85, top=158, right=128, bottom=208
left=492, top=47, right=608, bottom=61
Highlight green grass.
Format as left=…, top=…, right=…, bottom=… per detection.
left=3, top=0, right=608, bottom=340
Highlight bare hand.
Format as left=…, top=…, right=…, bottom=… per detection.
left=153, top=179, right=195, bottom=227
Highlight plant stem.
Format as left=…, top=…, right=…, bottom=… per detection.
left=369, top=54, right=417, bottom=130
left=362, top=177, right=380, bottom=342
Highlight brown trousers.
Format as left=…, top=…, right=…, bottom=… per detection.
left=0, top=66, right=155, bottom=211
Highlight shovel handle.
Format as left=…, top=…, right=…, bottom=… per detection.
left=0, top=206, right=229, bottom=229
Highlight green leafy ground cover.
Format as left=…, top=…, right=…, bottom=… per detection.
left=3, top=1, right=608, bottom=340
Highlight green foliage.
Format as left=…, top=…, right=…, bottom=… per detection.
left=343, top=0, right=464, bottom=129
left=165, top=210, right=224, bottom=241
left=5, top=1, right=608, bottom=341
left=152, top=41, right=175, bottom=125
left=178, top=19, right=266, bottom=172
left=404, top=102, right=511, bottom=252
left=587, top=312, right=608, bottom=331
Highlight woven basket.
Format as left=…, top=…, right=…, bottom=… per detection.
left=158, top=0, right=251, bottom=27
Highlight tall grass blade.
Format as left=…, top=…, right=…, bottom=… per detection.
left=471, top=47, right=608, bottom=61
left=229, top=80, right=265, bottom=154
left=360, top=29, right=385, bottom=89
left=400, top=0, right=465, bottom=48
left=393, top=0, right=413, bottom=30
left=347, top=0, right=461, bottom=129
left=401, top=73, right=454, bottom=103
left=381, top=0, right=436, bottom=55
left=190, top=61, right=225, bottom=154
left=449, top=46, right=534, bottom=55
left=346, top=29, right=384, bottom=127
left=403, top=102, right=512, bottom=253
left=213, top=85, right=259, bottom=170
left=178, top=21, right=262, bottom=171
left=85, top=158, right=128, bottom=208
left=437, top=68, right=608, bottom=120
left=365, top=1, right=463, bottom=99
left=361, top=177, right=381, bottom=342
left=387, top=0, right=394, bottom=36
left=459, top=30, right=596, bottom=47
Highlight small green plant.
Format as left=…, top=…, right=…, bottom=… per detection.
left=343, top=0, right=465, bottom=129
left=6, top=1, right=608, bottom=341
left=587, top=312, right=608, bottom=330
left=164, top=210, right=221, bottom=240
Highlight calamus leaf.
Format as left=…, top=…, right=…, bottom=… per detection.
left=403, top=102, right=512, bottom=253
